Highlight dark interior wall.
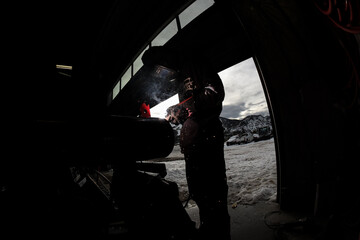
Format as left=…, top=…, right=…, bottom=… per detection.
left=226, top=0, right=360, bottom=219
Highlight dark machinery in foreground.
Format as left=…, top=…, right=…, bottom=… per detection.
left=1, top=116, right=196, bottom=239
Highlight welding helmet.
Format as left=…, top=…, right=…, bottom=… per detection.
left=142, top=46, right=180, bottom=72
left=141, top=46, right=184, bottom=102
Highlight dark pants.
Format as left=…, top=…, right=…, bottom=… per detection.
left=180, top=117, right=231, bottom=240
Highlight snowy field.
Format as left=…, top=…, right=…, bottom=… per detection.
left=158, top=138, right=277, bottom=208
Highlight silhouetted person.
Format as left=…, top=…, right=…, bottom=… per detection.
left=143, top=46, right=231, bottom=240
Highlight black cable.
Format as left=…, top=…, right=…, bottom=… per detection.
left=264, top=210, right=311, bottom=230
left=264, top=211, right=284, bottom=230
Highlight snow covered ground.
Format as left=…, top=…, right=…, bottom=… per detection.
left=158, top=138, right=277, bottom=208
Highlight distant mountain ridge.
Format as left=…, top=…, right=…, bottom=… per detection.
left=171, top=114, right=272, bottom=144
left=220, top=115, right=272, bottom=142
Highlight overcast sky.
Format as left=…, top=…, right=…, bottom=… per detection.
left=219, top=58, right=269, bottom=119
left=151, top=57, right=269, bottom=120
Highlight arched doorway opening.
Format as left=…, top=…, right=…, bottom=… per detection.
left=107, top=0, right=360, bottom=238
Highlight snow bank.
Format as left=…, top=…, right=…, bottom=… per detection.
left=160, top=138, right=277, bottom=207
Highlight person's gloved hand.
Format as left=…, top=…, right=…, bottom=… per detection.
left=165, top=105, right=188, bottom=125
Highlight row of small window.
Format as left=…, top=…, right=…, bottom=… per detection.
left=112, top=0, right=214, bottom=100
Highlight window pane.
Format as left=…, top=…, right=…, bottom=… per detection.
left=112, top=80, right=120, bottom=99
left=152, top=19, right=178, bottom=46
left=133, top=46, right=149, bottom=75
left=179, top=0, right=214, bottom=28
left=121, top=66, right=132, bottom=89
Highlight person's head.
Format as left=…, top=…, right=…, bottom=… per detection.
left=142, top=46, right=200, bottom=99
left=142, top=46, right=180, bottom=72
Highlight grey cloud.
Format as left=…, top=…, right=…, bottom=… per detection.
left=221, top=103, right=247, bottom=119
left=256, top=109, right=270, bottom=117
left=246, top=99, right=266, bottom=107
